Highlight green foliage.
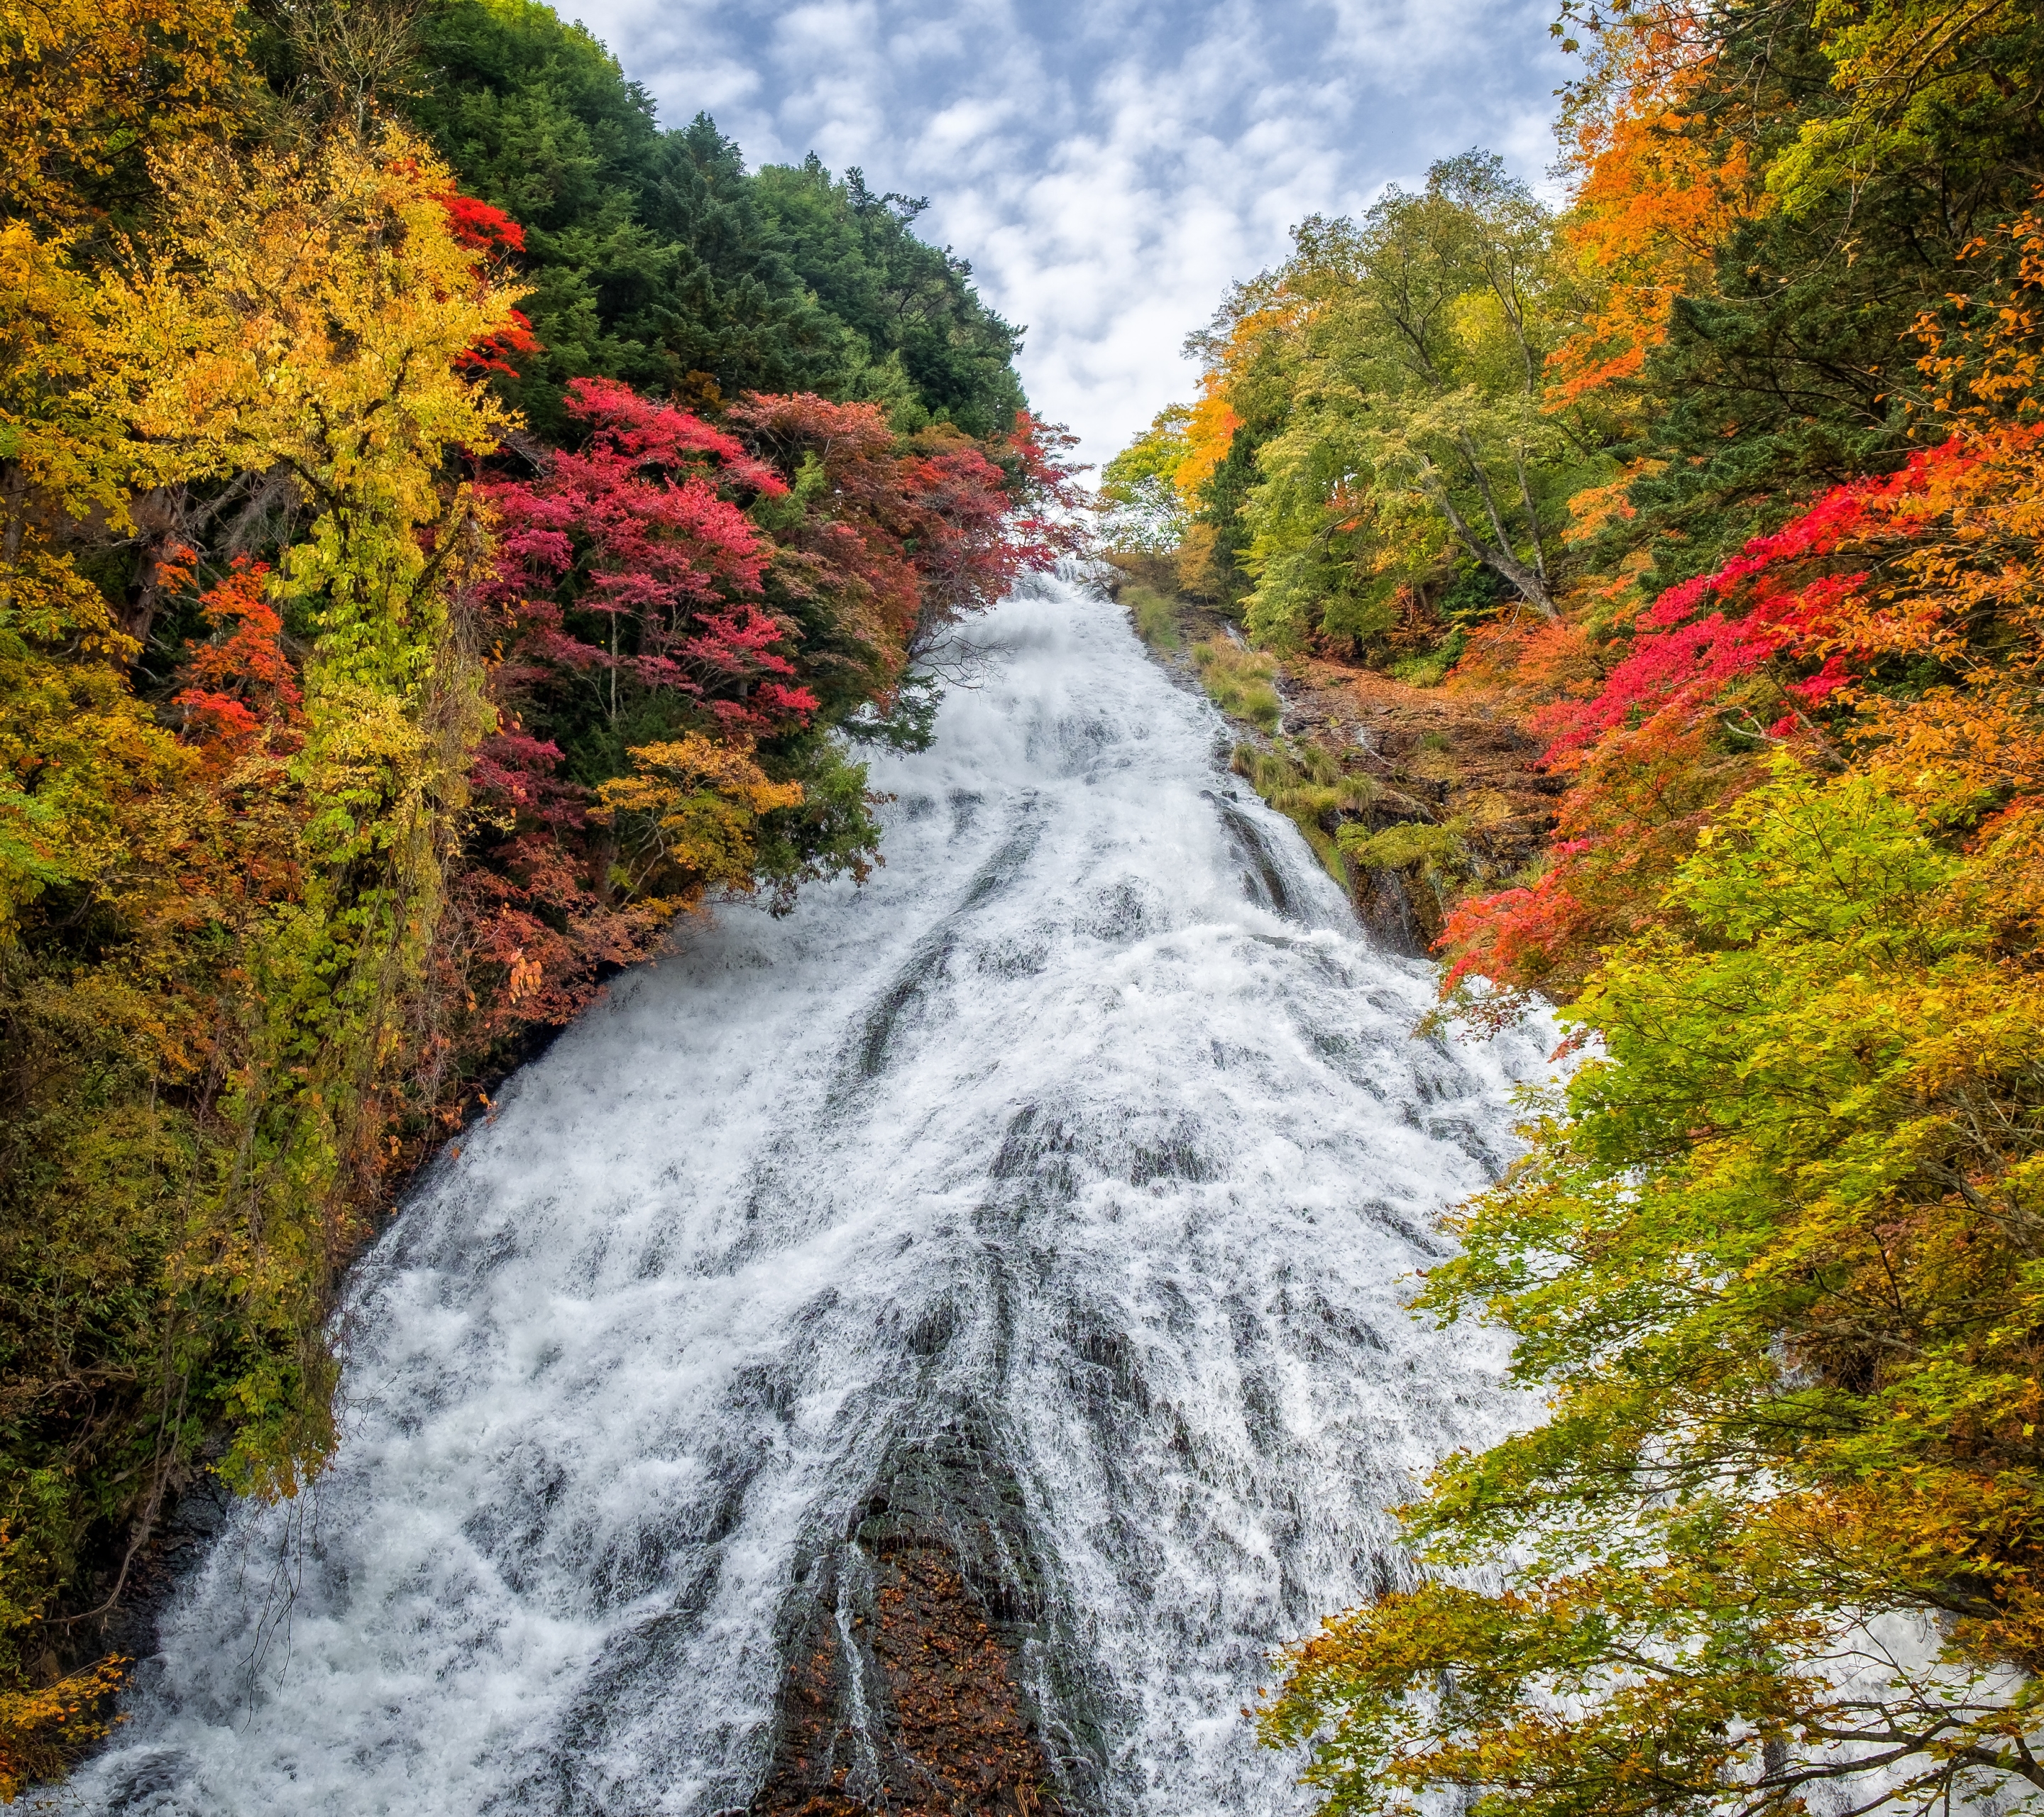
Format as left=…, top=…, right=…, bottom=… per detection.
left=1198, top=417, right=1274, bottom=611
left=1234, top=738, right=1375, bottom=816
left=752, top=730, right=883, bottom=911
left=840, top=667, right=943, bottom=752
left=750, top=157, right=1026, bottom=439
left=1121, top=580, right=1180, bottom=651
left=1233, top=739, right=1378, bottom=878
left=395, top=0, right=1024, bottom=440
left=1266, top=764, right=2044, bottom=1817
left=1387, top=627, right=1466, bottom=687
left=1223, top=153, right=1606, bottom=642
left=1335, top=818, right=1462, bottom=876
left=1101, top=405, right=1193, bottom=551
left=1192, top=637, right=1280, bottom=732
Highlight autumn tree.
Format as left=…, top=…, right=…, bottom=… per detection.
left=1267, top=764, right=2044, bottom=1817
left=1138, top=153, right=1603, bottom=649
left=0, top=119, right=525, bottom=1786
left=1260, top=35, right=2044, bottom=1817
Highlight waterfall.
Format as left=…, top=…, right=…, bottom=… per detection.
left=70, top=576, right=1554, bottom=1816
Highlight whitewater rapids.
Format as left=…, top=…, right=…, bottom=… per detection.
left=70, top=576, right=1553, bottom=1816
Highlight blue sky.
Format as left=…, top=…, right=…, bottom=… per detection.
left=559, top=0, right=1573, bottom=463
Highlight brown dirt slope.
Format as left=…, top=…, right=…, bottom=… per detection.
left=757, top=1543, right=1054, bottom=1817
left=752, top=1415, right=1093, bottom=1817
left=1282, top=652, right=1561, bottom=939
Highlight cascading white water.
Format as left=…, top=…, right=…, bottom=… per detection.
left=69, top=576, right=1553, bottom=1817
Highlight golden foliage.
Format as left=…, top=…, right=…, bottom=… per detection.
left=593, top=733, right=803, bottom=906
left=0, top=0, right=248, bottom=226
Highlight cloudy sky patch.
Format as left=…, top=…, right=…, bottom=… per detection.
left=558, top=0, right=1571, bottom=461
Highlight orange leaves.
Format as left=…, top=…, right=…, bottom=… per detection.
left=1917, top=204, right=2044, bottom=427
left=458, top=306, right=542, bottom=380
left=1172, top=374, right=1246, bottom=510
left=172, top=559, right=302, bottom=758
left=1560, top=462, right=1661, bottom=548
left=1548, top=21, right=1756, bottom=416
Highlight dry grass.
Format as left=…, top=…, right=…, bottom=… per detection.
left=1193, top=639, right=1281, bottom=732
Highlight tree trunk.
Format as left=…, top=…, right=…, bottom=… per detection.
left=1429, top=470, right=1559, bottom=621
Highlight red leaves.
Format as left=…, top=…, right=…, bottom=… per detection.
left=436, top=191, right=526, bottom=255
left=458, top=307, right=541, bottom=378
left=1439, top=436, right=2013, bottom=992
left=566, top=376, right=784, bottom=496
left=1001, top=408, right=1091, bottom=555
left=727, top=391, right=1066, bottom=666
left=172, top=558, right=302, bottom=757
left=432, top=191, right=542, bottom=375
left=483, top=378, right=798, bottom=731
left=728, top=393, right=926, bottom=657
left=1527, top=464, right=1938, bottom=769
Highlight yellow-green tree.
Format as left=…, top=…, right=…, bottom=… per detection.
left=1236, top=153, right=1595, bottom=647
left=0, top=121, right=522, bottom=1789
left=1267, top=762, right=2044, bottom=1817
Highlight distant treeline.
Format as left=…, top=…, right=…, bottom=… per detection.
left=392, top=0, right=1028, bottom=442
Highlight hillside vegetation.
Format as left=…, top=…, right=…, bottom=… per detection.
left=1106, top=4, right=2044, bottom=1812
left=0, top=0, right=1076, bottom=1784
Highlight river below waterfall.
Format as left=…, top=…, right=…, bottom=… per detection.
left=68, top=576, right=1554, bottom=1817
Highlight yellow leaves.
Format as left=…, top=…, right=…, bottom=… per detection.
left=0, top=223, right=136, bottom=529
left=592, top=734, right=802, bottom=905
left=0, top=1650, right=126, bottom=1799
left=0, top=226, right=160, bottom=907
left=0, top=653, right=185, bottom=942
left=99, top=127, right=520, bottom=650
left=0, top=0, right=249, bottom=227
left=0, top=118, right=518, bottom=1590
left=1329, top=759, right=2044, bottom=1811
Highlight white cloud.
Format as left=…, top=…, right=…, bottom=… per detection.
left=556, top=0, right=1571, bottom=464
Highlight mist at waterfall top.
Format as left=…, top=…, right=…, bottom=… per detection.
left=553, top=0, right=1572, bottom=461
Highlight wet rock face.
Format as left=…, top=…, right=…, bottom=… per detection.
left=754, top=1417, right=1093, bottom=1817
left=757, top=1544, right=1053, bottom=1817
